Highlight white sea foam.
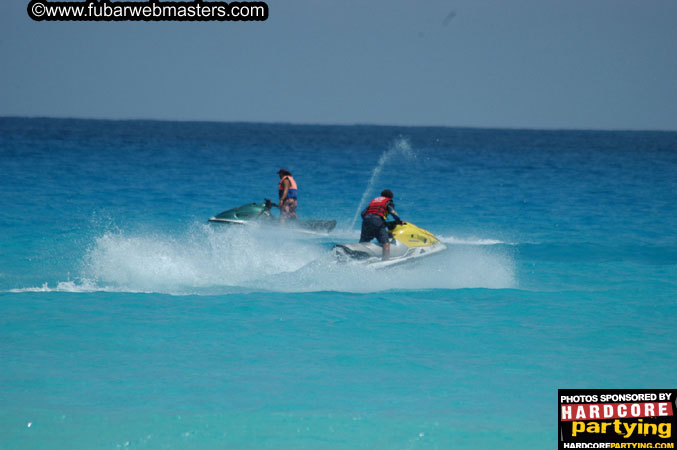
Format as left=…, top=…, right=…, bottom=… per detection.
left=437, top=235, right=515, bottom=246
left=9, top=280, right=134, bottom=294
left=11, top=223, right=516, bottom=295
left=256, top=244, right=516, bottom=293
left=79, top=223, right=325, bottom=292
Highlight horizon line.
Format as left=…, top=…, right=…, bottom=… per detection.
left=1, top=114, right=675, bottom=134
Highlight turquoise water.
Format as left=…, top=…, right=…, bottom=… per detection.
left=1, top=118, right=676, bottom=448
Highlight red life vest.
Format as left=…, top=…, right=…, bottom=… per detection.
left=364, top=196, right=390, bottom=219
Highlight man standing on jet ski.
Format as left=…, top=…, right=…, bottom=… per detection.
left=360, top=189, right=404, bottom=261
left=277, top=168, right=298, bottom=224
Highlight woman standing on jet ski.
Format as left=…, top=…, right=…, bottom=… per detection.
left=360, top=189, right=404, bottom=261
left=277, top=168, right=298, bottom=224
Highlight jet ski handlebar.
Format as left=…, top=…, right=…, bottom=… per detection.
left=264, top=198, right=279, bottom=211
left=386, top=220, right=405, bottom=230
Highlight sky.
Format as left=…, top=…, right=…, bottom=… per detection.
left=1, top=0, right=676, bottom=130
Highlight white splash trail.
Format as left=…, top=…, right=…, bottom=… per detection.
left=6, top=221, right=518, bottom=295
left=437, top=235, right=515, bottom=246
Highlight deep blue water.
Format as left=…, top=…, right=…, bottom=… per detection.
left=1, top=118, right=676, bottom=448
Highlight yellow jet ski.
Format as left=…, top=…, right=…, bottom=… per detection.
left=333, top=222, right=447, bottom=268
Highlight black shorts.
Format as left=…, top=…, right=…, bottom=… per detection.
left=360, top=214, right=389, bottom=244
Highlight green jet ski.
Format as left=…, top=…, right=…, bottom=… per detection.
left=209, top=199, right=337, bottom=233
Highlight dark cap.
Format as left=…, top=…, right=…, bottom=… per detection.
left=381, top=189, right=394, bottom=199
left=277, top=168, right=291, bottom=176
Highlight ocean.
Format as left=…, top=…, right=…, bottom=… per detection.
left=1, top=118, right=675, bottom=449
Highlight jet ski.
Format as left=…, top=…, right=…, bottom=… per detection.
left=333, top=221, right=447, bottom=268
left=209, top=199, right=337, bottom=233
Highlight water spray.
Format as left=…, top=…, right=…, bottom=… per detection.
left=349, top=137, right=416, bottom=229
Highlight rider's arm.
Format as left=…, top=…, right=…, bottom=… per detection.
left=279, top=179, right=289, bottom=207
left=387, top=202, right=402, bottom=223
